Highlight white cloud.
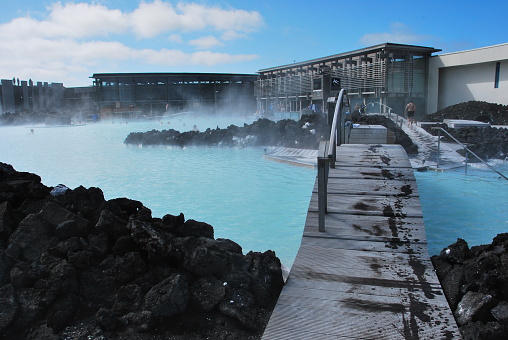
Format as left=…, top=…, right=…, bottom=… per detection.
left=221, top=30, right=248, bottom=41
left=177, top=3, right=263, bottom=33
left=168, top=34, right=183, bottom=44
left=0, top=1, right=263, bottom=86
left=360, top=22, right=433, bottom=46
left=129, top=0, right=181, bottom=38
left=129, top=0, right=264, bottom=38
left=135, top=48, right=258, bottom=66
left=47, top=2, right=129, bottom=38
left=188, top=51, right=258, bottom=66
left=188, top=36, right=224, bottom=50
left=0, top=3, right=129, bottom=40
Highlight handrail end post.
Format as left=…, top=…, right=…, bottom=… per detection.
left=317, top=156, right=329, bottom=232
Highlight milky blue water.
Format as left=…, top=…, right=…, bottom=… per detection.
left=415, top=164, right=508, bottom=255
left=0, top=115, right=315, bottom=268
left=1, top=116, right=507, bottom=267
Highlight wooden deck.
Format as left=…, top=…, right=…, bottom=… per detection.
left=262, top=144, right=460, bottom=340
left=264, top=147, right=318, bottom=168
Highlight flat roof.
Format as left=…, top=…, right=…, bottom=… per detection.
left=259, top=42, right=441, bottom=72
left=91, top=72, right=258, bottom=79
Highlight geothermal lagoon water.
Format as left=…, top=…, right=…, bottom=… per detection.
left=415, top=163, right=508, bottom=256
left=0, top=115, right=315, bottom=268
left=1, top=115, right=507, bottom=267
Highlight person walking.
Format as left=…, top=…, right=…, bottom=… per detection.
left=405, top=100, right=416, bottom=127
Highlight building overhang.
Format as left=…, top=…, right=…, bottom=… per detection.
left=258, top=42, right=441, bottom=74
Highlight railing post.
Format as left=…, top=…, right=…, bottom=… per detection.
left=317, top=156, right=328, bottom=232
left=465, top=151, right=469, bottom=174
left=317, top=88, right=349, bottom=232
left=436, top=129, right=441, bottom=169
left=317, top=141, right=330, bottom=232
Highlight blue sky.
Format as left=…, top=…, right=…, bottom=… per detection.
left=1, top=0, right=506, bottom=87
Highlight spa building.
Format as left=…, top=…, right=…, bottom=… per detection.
left=1, top=42, right=506, bottom=118
left=90, top=73, right=258, bottom=118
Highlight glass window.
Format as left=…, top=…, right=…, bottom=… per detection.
left=313, top=78, right=322, bottom=90
left=495, top=62, right=500, bottom=88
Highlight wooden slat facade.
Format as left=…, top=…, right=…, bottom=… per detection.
left=262, top=144, right=460, bottom=339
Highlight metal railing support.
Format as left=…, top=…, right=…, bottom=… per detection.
left=431, top=127, right=508, bottom=181
left=317, top=142, right=330, bottom=232
left=436, top=129, right=441, bottom=169
left=317, top=89, right=349, bottom=232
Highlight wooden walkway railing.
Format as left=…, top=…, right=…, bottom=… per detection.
left=262, top=144, right=461, bottom=339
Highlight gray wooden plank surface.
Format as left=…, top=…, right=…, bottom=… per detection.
left=304, top=212, right=428, bottom=243
left=312, top=177, right=419, bottom=196
left=264, top=147, right=318, bottom=167
left=326, top=166, right=417, bottom=180
left=308, top=194, right=424, bottom=217
left=262, top=144, right=460, bottom=339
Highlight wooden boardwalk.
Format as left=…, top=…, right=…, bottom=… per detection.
left=262, top=144, right=460, bottom=340
left=264, top=147, right=318, bottom=168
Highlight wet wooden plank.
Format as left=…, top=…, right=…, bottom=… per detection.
left=312, top=177, right=419, bottom=196
left=334, top=144, right=412, bottom=168
left=300, top=236, right=430, bottom=255
left=289, top=245, right=440, bottom=284
left=263, top=147, right=318, bottom=167
left=308, top=194, right=424, bottom=218
left=262, top=144, right=460, bottom=340
left=326, top=166, right=417, bottom=180
left=265, top=293, right=457, bottom=340
left=304, top=212, right=428, bottom=243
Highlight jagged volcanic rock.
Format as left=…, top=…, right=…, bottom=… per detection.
left=418, top=101, right=508, bottom=160
left=124, top=115, right=328, bottom=149
left=423, top=101, right=508, bottom=125
left=0, top=162, right=284, bottom=339
left=432, top=236, right=508, bottom=339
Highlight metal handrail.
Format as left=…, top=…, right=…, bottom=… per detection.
left=432, top=127, right=508, bottom=181
left=317, top=89, right=349, bottom=231
left=327, top=89, right=349, bottom=165
left=368, top=102, right=393, bottom=116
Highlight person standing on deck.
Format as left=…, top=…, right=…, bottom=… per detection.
left=405, top=100, right=416, bottom=127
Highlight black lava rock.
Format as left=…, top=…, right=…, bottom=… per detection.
left=0, top=162, right=284, bottom=339
left=432, top=236, right=508, bottom=339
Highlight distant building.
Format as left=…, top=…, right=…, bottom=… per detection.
left=62, top=86, right=95, bottom=116
left=0, top=78, right=94, bottom=116
left=255, top=43, right=441, bottom=119
left=2, top=43, right=506, bottom=119
left=91, top=72, right=258, bottom=118
left=0, top=79, right=66, bottom=113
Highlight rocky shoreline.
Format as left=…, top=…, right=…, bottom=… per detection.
left=0, top=162, right=284, bottom=339
left=421, top=101, right=508, bottom=160
left=123, top=113, right=420, bottom=156
left=432, top=237, right=508, bottom=339
left=124, top=115, right=329, bottom=149
left=420, top=124, right=508, bottom=161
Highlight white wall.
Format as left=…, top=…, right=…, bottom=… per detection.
left=427, top=43, right=508, bottom=114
